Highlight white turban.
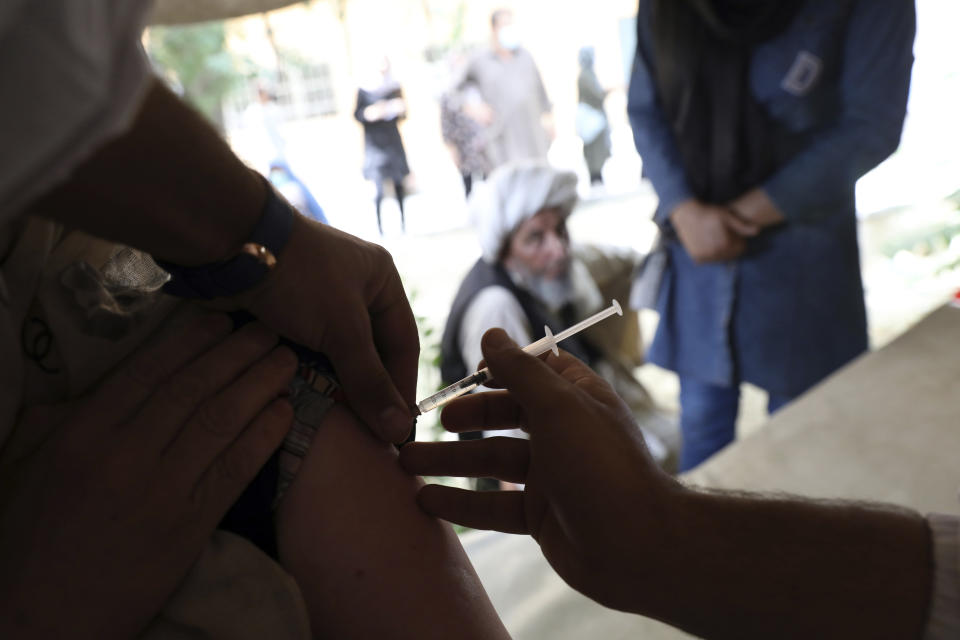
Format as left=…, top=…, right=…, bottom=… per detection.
left=469, top=160, right=579, bottom=264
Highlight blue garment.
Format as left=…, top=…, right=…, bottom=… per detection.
left=678, top=376, right=794, bottom=472
left=268, top=158, right=328, bottom=224
left=628, top=0, right=914, bottom=398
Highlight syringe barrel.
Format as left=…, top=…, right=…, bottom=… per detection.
left=415, top=300, right=622, bottom=413
left=553, top=301, right=621, bottom=343
left=416, top=368, right=491, bottom=413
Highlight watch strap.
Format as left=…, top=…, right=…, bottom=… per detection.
left=158, top=178, right=294, bottom=300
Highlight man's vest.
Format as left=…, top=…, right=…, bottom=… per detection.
left=439, top=258, right=596, bottom=385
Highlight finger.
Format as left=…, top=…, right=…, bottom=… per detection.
left=722, top=210, right=760, bottom=237
left=368, top=265, right=421, bottom=411
left=544, top=350, right=610, bottom=389
left=399, top=438, right=529, bottom=483
left=688, top=245, right=711, bottom=264
left=417, top=484, right=527, bottom=534
left=478, top=329, right=600, bottom=405
left=324, top=309, right=412, bottom=444
left=482, top=377, right=506, bottom=389
left=474, top=346, right=566, bottom=390
left=134, top=322, right=280, bottom=446
left=319, top=243, right=414, bottom=443
left=477, top=329, right=570, bottom=417
left=441, top=391, right=525, bottom=432
left=88, top=313, right=232, bottom=424
left=163, top=345, right=297, bottom=479
left=193, top=397, right=294, bottom=520
left=471, top=360, right=506, bottom=389
left=718, top=235, right=747, bottom=261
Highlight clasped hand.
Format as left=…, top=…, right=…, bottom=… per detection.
left=670, top=189, right=785, bottom=264
left=239, top=217, right=419, bottom=444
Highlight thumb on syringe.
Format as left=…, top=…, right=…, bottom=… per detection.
left=480, top=328, right=567, bottom=416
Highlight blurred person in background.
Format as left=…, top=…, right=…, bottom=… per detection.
left=440, top=51, right=493, bottom=198
left=268, top=158, right=328, bottom=224
left=628, top=0, right=915, bottom=471
left=440, top=160, right=679, bottom=483
left=576, top=46, right=612, bottom=186
left=354, top=55, right=410, bottom=235
left=240, top=82, right=292, bottom=172
left=245, top=85, right=325, bottom=224
left=462, top=8, right=554, bottom=169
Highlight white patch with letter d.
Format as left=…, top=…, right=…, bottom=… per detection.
left=781, top=51, right=823, bottom=96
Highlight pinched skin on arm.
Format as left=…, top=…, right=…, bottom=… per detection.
left=275, top=404, right=510, bottom=640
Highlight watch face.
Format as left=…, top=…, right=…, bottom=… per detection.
left=241, top=242, right=278, bottom=268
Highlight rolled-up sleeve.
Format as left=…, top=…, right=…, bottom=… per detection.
left=763, top=0, right=915, bottom=223
left=0, top=0, right=155, bottom=221
left=925, top=513, right=960, bottom=639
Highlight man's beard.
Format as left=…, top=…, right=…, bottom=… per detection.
left=507, top=257, right=603, bottom=315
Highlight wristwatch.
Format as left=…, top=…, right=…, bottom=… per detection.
left=157, top=177, right=295, bottom=300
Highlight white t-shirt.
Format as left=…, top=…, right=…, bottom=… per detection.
left=458, top=285, right=533, bottom=381
left=458, top=285, right=531, bottom=441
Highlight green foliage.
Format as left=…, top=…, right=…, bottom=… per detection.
left=421, top=0, right=471, bottom=62
left=448, top=1, right=468, bottom=46
left=146, top=21, right=243, bottom=128
left=881, top=219, right=960, bottom=258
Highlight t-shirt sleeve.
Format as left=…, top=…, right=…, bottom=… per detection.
left=0, top=0, right=155, bottom=220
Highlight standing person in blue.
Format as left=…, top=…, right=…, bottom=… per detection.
left=268, top=158, right=328, bottom=224
left=627, top=0, right=915, bottom=471
left=355, top=56, right=410, bottom=235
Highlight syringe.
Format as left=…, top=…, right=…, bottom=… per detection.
left=416, top=299, right=623, bottom=414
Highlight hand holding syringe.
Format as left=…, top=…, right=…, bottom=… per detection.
left=417, top=300, right=623, bottom=414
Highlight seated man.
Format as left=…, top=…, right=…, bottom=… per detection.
left=440, top=160, right=678, bottom=470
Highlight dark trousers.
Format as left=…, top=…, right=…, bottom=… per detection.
left=374, top=178, right=406, bottom=234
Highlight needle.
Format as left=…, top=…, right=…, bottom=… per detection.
left=416, top=299, right=623, bottom=414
